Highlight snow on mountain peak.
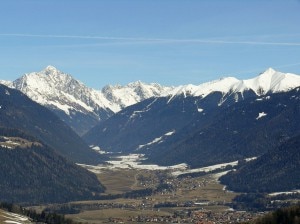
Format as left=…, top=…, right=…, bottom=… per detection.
left=44, top=65, right=60, bottom=74
left=101, top=81, right=173, bottom=109
left=262, top=67, right=276, bottom=74
left=240, top=68, right=300, bottom=95
left=10, top=66, right=102, bottom=115
left=4, top=66, right=172, bottom=123
left=163, top=76, right=241, bottom=100
left=1, top=66, right=299, bottom=135
left=164, top=68, right=300, bottom=101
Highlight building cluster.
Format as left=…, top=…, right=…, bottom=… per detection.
left=108, top=209, right=262, bottom=223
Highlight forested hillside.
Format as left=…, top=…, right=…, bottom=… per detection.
left=146, top=88, right=300, bottom=167
left=0, top=127, right=105, bottom=205
left=221, top=135, right=300, bottom=193
left=249, top=205, right=300, bottom=224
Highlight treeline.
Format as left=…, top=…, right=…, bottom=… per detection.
left=0, top=202, right=78, bottom=224
left=45, top=184, right=175, bottom=214
left=232, top=193, right=300, bottom=212
left=248, top=204, right=300, bottom=224
left=96, top=183, right=173, bottom=201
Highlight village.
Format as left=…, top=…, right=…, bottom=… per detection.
left=34, top=166, right=265, bottom=224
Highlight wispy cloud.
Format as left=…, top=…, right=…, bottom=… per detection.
left=1, top=33, right=300, bottom=46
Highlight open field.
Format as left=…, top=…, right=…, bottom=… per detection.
left=96, top=169, right=146, bottom=194
left=67, top=208, right=172, bottom=224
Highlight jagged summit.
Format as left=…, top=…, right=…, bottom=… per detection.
left=100, top=80, right=173, bottom=108
left=44, top=65, right=60, bottom=74
left=3, top=66, right=172, bottom=135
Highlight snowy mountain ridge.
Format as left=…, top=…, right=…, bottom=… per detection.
left=9, top=66, right=110, bottom=116
left=0, top=66, right=172, bottom=135
left=2, top=66, right=299, bottom=117
left=101, top=80, right=173, bottom=109
left=3, top=66, right=172, bottom=115
left=164, top=68, right=300, bottom=100
left=1, top=66, right=299, bottom=135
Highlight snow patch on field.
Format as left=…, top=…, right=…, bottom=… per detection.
left=1, top=210, right=31, bottom=224
left=197, top=108, right=204, bottom=112
left=245, top=157, right=257, bottom=162
left=268, top=190, right=300, bottom=196
left=172, top=157, right=257, bottom=177
left=78, top=154, right=187, bottom=174
left=172, top=161, right=239, bottom=176
left=211, top=170, right=234, bottom=179
left=79, top=153, right=257, bottom=178
left=256, top=112, right=267, bottom=120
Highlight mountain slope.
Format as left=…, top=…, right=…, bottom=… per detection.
left=220, top=134, right=300, bottom=193
left=0, top=127, right=105, bottom=205
left=84, top=69, right=300, bottom=167
left=2, top=66, right=172, bottom=135
left=146, top=87, right=300, bottom=167
left=84, top=95, right=207, bottom=152
left=0, top=84, right=103, bottom=164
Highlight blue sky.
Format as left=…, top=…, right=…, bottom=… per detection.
left=0, top=0, right=300, bottom=88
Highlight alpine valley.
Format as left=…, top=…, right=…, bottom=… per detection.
left=1, top=66, right=300, bottom=223
left=84, top=68, right=300, bottom=168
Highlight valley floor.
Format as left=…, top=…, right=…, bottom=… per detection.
left=29, top=154, right=298, bottom=223
left=64, top=168, right=262, bottom=223
left=32, top=153, right=260, bottom=224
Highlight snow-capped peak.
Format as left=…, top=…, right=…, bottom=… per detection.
left=102, top=81, right=173, bottom=108
left=164, top=68, right=300, bottom=100
left=44, top=65, right=61, bottom=75
left=237, top=68, right=300, bottom=95
left=11, top=66, right=109, bottom=116
left=262, top=67, right=276, bottom=74
left=2, top=66, right=172, bottom=135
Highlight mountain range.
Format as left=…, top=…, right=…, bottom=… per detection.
left=83, top=68, right=300, bottom=166
left=1, top=66, right=172, bottom=135
left=2, top=66, right=299, bottom=138
left=1, top=66, right=300, bottom=195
